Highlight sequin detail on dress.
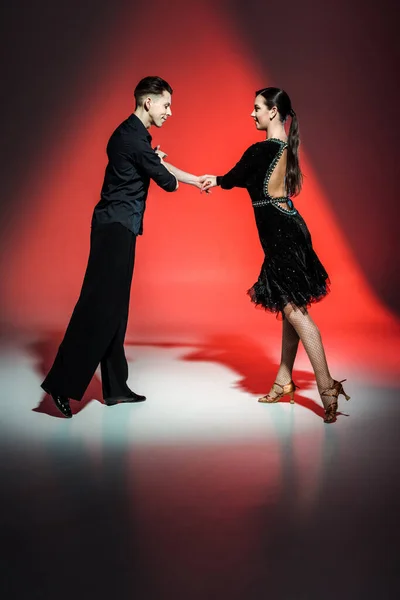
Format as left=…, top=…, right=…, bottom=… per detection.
left=252, top=139, right=298, bottom=215
left=217, top=139, right=330, bottom=316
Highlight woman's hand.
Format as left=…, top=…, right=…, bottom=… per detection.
left=199, top=175, right=217, bottom=193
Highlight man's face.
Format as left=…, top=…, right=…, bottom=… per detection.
left=147, top=91, right=172, bottom=127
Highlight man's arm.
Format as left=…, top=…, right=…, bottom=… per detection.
left=134, top=143, right=179, bottom=192
left=162, top=161, right=201, bottom=188
left=155, top=146, right=201, bottom=189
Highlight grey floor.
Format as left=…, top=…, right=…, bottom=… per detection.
left=1, top=333, right=399, bottom=599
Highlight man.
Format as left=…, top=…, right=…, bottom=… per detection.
left=42, top=76, right=203, bottom=418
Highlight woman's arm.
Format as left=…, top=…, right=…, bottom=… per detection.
left=201, top=144, right=258, bottom=192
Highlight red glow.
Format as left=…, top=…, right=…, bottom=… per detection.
left=1, top=0, right=399, bottom=379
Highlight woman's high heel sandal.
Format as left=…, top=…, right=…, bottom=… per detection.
left=320, top=379, right=351, bottom=423
left=258, top=381, right=298, bottom=404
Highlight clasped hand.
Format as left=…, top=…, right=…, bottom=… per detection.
left=198, top=175, right=217, bottom=193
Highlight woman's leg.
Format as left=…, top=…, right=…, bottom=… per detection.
left=260, top=317, right=300, bottom=401
left=276, top=317, right=300, bottom=385
left=283, top=304, right=334, bottom=406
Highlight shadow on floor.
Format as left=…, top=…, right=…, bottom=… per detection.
left=30, top=331, right=348, bottom=422
left=133, top=333, right=328, bottom=420
left=29, top=332, right=104, bottom=418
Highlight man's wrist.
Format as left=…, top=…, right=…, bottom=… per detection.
left=180, top=174, right=198, bottom=185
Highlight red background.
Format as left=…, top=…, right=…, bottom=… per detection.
left=0, top=0, right=398, bottom=356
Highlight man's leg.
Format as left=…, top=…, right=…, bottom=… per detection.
left=41, top=223, right=136, bottom=402
left=101, top=315, right=131, bottom=399
left=100, top=238, right=146, bottom=403
left=100, top=257, right=132, bottom=399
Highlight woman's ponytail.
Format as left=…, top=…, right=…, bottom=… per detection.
left=286, top=110, right=303, bottom=197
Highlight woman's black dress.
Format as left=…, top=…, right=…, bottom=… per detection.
left=216, top=138, right=329, bottom=315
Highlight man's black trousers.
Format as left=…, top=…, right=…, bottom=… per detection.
left=42, top=222, right=136, bottom=400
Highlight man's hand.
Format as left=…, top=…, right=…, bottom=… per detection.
left=199, top=175, right=217, bottom=193
left=155, top=145, right=168, bottom=160
left=182, top=176, right=209, bottom=191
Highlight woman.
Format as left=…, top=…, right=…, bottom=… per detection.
left=201, top=87, right=350, bottom=423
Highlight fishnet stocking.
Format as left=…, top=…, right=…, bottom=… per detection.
left=276, top=318, right=299, bottom=379
left=283, top=304, right=334, bottom=408
left=266, top=318, right=299, bottom=400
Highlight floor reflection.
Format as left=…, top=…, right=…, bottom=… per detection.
left=0, top=334, right=398, bottom=598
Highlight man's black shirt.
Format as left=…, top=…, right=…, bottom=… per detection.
left=92, top=114, right=177, bottom=235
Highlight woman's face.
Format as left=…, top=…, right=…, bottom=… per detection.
left=251, top=95, right=276, bottom=130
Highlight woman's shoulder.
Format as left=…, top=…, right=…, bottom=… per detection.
left=246, top=139, right=285, bottom=151
left=242, top=141, right=269, bottom=155
left=265, top=137, right=288, bottom=143
left=241, top=140, right=278, bottom=162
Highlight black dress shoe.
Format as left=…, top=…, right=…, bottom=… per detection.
left=104, top=391, right=147, bottom=406
left=44, top=389, right=72, bottom=418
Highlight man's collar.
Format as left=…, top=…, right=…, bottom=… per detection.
left=130, top=113, right=152, bottom=141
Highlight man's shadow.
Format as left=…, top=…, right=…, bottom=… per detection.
left=32, top=332, right=337, bottom=421
left=30, top=332, right=104, bottom=418
left=134, top=333, right=326, bottom=419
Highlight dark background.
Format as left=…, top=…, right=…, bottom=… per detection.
left=0, top=3, right=399, bottom=599
left=1, top=0, right=398, bottom=314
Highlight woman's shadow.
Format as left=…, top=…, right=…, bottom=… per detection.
left=135, top=333, right=326, bottom=419
left=30, top=332, right=104, bottom=418
left=31, top=332, right=333, bottom=421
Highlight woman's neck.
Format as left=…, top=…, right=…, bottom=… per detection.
left=266, top=123, right=287, bottom=141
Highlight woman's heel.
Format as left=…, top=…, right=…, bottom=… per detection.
left=321, top=379, right=350, bottom=423
left=259, top=381, right=298, bottom=404
left=338, top=379, right=351, bottom=401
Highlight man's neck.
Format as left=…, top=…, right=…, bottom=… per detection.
left=134, top=107, right=152, bottom=130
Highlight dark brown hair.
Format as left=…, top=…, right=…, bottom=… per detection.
left=256, top=87, right=303, bottom=197
left=134, top=76, right=173, bottom=107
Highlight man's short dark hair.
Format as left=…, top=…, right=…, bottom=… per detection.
left=134, top=76, right=173, bottom=107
